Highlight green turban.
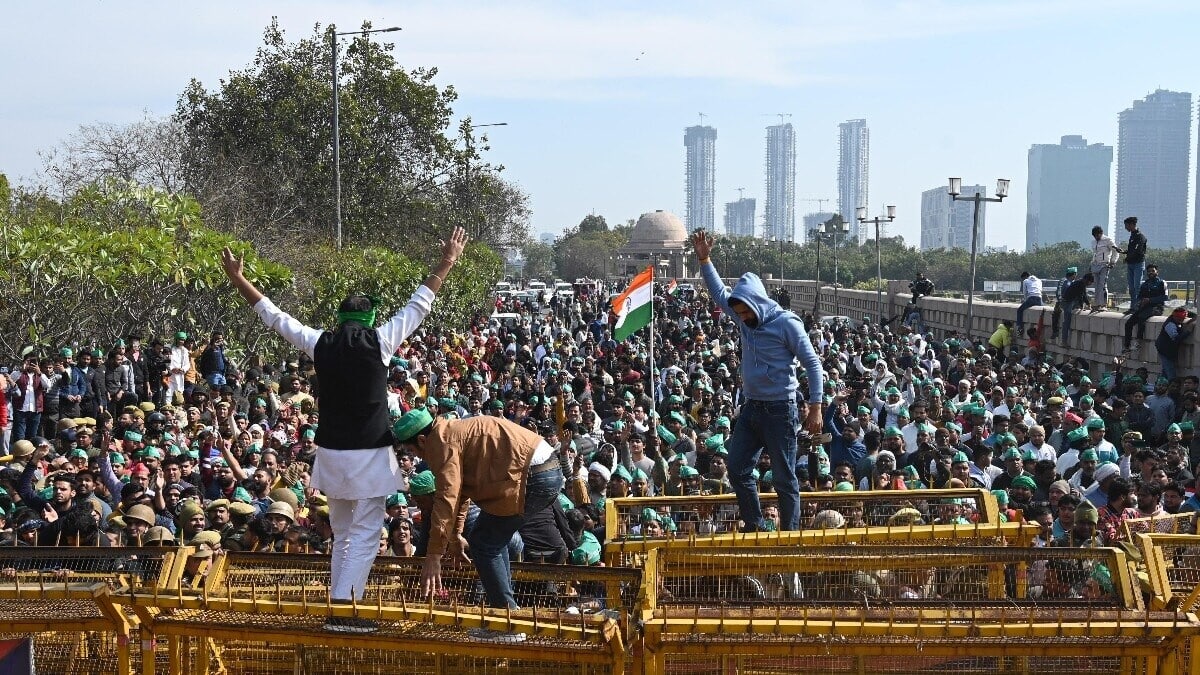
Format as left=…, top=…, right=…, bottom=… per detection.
left=1010, top=475, right=1037, bottom=491
left=393, top=408, right=434, bottom=442
left=408, top=470, right=436, bottom=496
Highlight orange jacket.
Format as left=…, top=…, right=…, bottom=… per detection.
left=423, top=416, right=543, bottom=556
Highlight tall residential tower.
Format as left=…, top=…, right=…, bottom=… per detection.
left=838, top=119, right=870, bottom=244
left=921, top=185, right=986, bottom=251
left=684, top=125, right=718, bottom=232
left=724, top=198, right=756, bottom=237
left=764, top=123, right=796, bottom=241
left=1026, top=135, right=1113, bottom=249
left=1115, top=90, right=1192, bottom=248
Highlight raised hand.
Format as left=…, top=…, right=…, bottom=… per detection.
left=692, top=230, right=715, bottom=261
left=440, top=227, right=468, bottom=265
left=220, top=247, right=244, bottom=280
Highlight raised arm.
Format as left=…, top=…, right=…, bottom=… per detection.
left=220, top=247, right=264, bottom=306
left=692, top=230, right=733, bottom=314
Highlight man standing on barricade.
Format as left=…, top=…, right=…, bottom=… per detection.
left=220, top=227, right=466, bottom=633
left=692, top=229, right=824, bottom=532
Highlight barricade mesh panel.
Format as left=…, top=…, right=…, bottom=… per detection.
left=607, top=489, right=996, bottom=542
left=655, top=546, right=1131, bottom=608
left=1140, top=534, right=1200, bottom=610
left=0, top=546, right=167, bottom=590
left=1124, top=511, right=1197, bottom=539
left=661, top=653, right=1137, bottom=675
left=218, top=552, right=641, bottom=628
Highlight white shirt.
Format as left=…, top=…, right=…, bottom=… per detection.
left=252, top=286, right=435, bottom=500
left=1021, top=276, right=1042, bottom=299
left=1091, top=235, right=1119, bottom=267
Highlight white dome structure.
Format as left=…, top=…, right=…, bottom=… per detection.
left=630, top=210, right=687, bottom=246
left=615, top=209, right=690, bottom=282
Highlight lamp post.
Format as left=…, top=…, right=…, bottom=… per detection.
left=827, top=217, right=851, bottom=316
left=809, top=226, right=823, bottom=315
left=856, top=205, right=897, bottom=326
left=948, top=177, right=1010, bottom=340
left=331, top=24, right=401, bottom=250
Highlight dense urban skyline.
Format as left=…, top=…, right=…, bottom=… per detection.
left=2, top=2, right=1199, bottom=252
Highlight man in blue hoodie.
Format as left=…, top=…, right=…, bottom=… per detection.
left=693, top=230, right=824, bottom=531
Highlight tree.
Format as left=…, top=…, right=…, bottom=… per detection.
left=175, top=19, right=527, bottom=255
left=0, top=180, right=292, bottom=359
left=521, top=240, right=555, bottom=281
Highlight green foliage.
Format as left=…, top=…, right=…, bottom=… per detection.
left=552, top=215, right=628, bottom=279
left=520, top=240, right=556, bottom=280
left=175, top=19, right=528, bottom=253
left=0, top=181, right=291, bottom=358
left=295, top=241, right=499, bottom=333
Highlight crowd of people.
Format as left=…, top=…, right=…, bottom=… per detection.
left=1, top=224, right=1198, bottom=625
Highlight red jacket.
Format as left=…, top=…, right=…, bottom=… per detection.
left=12, top=372, right=45, bottom=413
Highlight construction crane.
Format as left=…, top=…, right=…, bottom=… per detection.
left=799, top=198, right=833, bottom=213
left=698, top=112, right=707, bottom=126
left=736, top=187, right=745, bottom=200
left=761, top=113, right=793, bottom=125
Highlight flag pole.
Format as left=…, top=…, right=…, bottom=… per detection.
left=647, top=261, right=656, bottom=404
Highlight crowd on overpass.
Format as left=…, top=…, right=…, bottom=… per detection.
left=0, top=223, right=1198, bottom=619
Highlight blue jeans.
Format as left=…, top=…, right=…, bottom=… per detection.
left=1061, top=300, right=1082, bottom=342
left=1015, top=296, right=1042, bottom=333
left=727, top=399, right=800, bottom=531
left=12, top=411, right=41, bottom=442
left=468, top=466, right=564, bottom=609
left=1128, top=262, right=1145, bottom=305
left=1161, top=354, right=1179, bottom=381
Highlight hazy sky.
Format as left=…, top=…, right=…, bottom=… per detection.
left=2, top=1, right=1198, bottom=250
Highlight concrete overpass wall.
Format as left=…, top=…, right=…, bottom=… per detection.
left=699, top=277, right=1196, bottom=379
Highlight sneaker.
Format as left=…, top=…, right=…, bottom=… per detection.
left=324, top=616, right=379, bottom=634
left=468, top=627, right=527, bottom=643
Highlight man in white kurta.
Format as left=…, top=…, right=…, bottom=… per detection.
left=220, top=229, right=466, bottom=633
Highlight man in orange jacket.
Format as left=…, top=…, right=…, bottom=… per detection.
left=393, top=410, right=562, bottom=640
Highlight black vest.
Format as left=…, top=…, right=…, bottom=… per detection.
left=313, top=323, right=392, bottom=449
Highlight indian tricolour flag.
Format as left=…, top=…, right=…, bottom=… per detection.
left=666, top=279, right=679, bottom=296
left=612, top=266, right=654, bottom=341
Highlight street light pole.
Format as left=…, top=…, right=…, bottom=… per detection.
left=331, top=24, right=401, bottom=250
left=811, top=228, right=823, bottom=315
left=948, top=177, right=1010, bottom=340
left=857, top=205, right=897, bottom=326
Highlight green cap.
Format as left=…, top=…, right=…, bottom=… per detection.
left=386, top=492, right=408, bottom=508
left=704, top=435, right=725, bottom=451
left=657, top=425, right=677, bottom=446
left=834, top=481, right=855, bottom=492
left=1021, top=448, right=1037, bottom=461
left=1080, top=448, right=1099, bottom=461
left=175, top=331, right=188, bottom=340
left=944, top=422, right=962, bottom=433
left=1066, top=427, right=1089, bottom=443
left=1168, top=423, right=1182, bottom=434
left=992, top=489, right=1009, bottom=507
left=1075, top=500, right=1099, bottom=524
left=715, top=416, right=731, bottom=428
left=69, top=448, right=89, bottom=459
left=124, top=430, right=143, bottom=443
left=612, top=466, right=633, bottom=483
left=667, top=411, right=687, bottom=426
left=392, top=408, right=434, bottom=442
left=301, top=428, right=316, bottom=440
left=856, top=406, right=871, bottom=415
left=1180, top=421, right=1195, bottom=432
left=1085, top=417, right=1105, bottom=430
left=408, top=470, right=436, bottom=496
left=1001, top=447, right=1022, bottom=461
left=1010, top=475, right=1037, bottom=491
left=884, top=426, right=903, bottom=438
left=59, top=347, right=73, bottom=358
left=952, top=451, right=970, bottom=464
left=679, top=465, right=700, bottom=478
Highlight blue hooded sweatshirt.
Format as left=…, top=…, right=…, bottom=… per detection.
left=700, top=264, right=823, bottom=402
